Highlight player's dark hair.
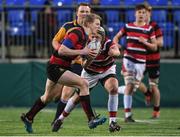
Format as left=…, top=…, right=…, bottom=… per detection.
left=76, top=3, right=91, bottom=12
left=135, top=4, right=146, bottom=11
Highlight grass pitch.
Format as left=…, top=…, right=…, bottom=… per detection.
left=0, top=107, right=180, bottom=136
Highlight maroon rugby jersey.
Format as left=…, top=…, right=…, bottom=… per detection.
left=85, top=37, right=115, bottom=74
left=119, top=23, right=155, bottom=63
left=146, top=21, right=163, bottom=67
left=50, top=26, right=88, bottom=69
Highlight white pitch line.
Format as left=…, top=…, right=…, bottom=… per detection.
left=117, top=117, right=159, bottom=124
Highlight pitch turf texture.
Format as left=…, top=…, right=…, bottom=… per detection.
left=0, top=108, right=180, bottom=136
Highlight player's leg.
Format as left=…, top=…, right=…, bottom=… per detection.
left=52, top=92, right=80, bottom=132
left=52, top=62, right=83, bottom=124
left=103, top=75, right=121, bottom=132
left=148, top=66, right=160, bottom=118
left=57, top=70, right=107, bottom=129
left=149, top=78, right=160, bottom=118
left=138, top=82, right=152, bottom=106
left=122, top=59, right=136, bottom=122
left=52, top=86, right=74, bottom=124
left=21, top=79, right=59, bottom=133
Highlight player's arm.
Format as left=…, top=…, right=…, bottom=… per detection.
left=113, top=31, right=123, bottom=47
left=81, top=57, right=93, bottom=68
left=58, top=31, right=97, bottom=57
left=108, top=44, right=120, bottom=57
left=157, top=36, right=163, bottom=48
left=154, top=23, right=163, bottom=48
left=139, top=36, right=157, bottom=51
left=113, top=28, right=124, bottom=49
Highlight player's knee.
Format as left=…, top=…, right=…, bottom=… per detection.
left=149, top=79, right=159, bottom=88
left=79, top=78, right=89, bottom=89
left=61, top=88, right=73, bottom=101
left=41, top=94, right=51, bottom=104
left=133, top=81, right=140, bottom=92
left=124, top=75, right=135, bottom=85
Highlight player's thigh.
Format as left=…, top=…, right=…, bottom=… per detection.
left=81, top=69, right=99, bottom=89
left=58, top=70, right=88, bottom=89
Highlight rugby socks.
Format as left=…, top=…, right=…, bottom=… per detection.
left=152, top=106, right=160, bottom=117
left=26, top=97, right=46, bottom=121
left=53, top=99, right=67, bottom=122
left=144, top=88, right=151, bottom=96
left=118, top=85, right=125, bottom=94
left=58, top=98, right=76, bottom=121
left=124, top=95, right=132, bottom=118
left=79, top=95, right=94, bottom=121
left=108, top=94, right=118, bottom=124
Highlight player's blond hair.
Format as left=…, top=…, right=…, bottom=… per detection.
left=143, top=2, right=152, bottom=12
left=82, top=13, right=102, bottom=27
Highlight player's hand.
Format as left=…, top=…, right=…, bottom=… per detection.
left=138, top=36, right=147, bottom=44
left=81, top=46, right=97, bottom=58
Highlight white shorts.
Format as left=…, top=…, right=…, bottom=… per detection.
left=122, top=58, right=145, bottom=81
left=81, top=65, right=116, bottom=88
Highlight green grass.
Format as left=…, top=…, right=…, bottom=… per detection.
left=0, top=107, right=180, bottom=136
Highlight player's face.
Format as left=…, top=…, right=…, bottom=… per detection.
left=89, top=19, right=101, bottom=34
left=135, top=9, right=146, bottom=22
left=77, top=6, right=91, bottom=21
left=89, top=33, right=102, bottom=42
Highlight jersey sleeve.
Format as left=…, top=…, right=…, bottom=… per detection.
left=118, top=24, right=127, bottom=37
left=53, top=27, right=66, bottom=42
left=62, top=29, right=83, bottom=49
left=52, top=23, right=71, bottom=42
left=154, top=24, right=163, bottom=38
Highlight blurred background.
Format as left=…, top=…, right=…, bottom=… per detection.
left=0, top=0, right=180, bottom=107
left=0, top=0, right=180, bottom=59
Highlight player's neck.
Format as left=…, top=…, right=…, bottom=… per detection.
left=134, top=21, right=146, bottom=26
left=77, top=19, right=82, bottom=26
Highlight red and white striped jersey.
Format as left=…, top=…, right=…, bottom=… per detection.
left=85, top=37, right=115, bottom=74
left=146, top=21, right=163, bottom=68
left=119, top=22, right=155, bottom=63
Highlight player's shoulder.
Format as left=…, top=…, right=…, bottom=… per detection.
left=149, top=21, right=159, bottom=27
left=67, top=26, right=85, bottom=39
left=68, top=26, right=84, bottom=34
left=62, top=21, right=75, bottom=30
left=63, top=20, right=80, bottom=29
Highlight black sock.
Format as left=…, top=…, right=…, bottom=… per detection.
left=26, top=97, right=46, bottom=121
left=144, top=88, right=151, bottom=96
left=52, top=100, right=67, bottom=122
left=154, top=106, right=160, bottom=111
left=79, top=95, right=94, bottom=121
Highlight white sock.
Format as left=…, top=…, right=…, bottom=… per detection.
left=118, top=85, right=125, bottom=94
left=108, top=94, right=118, bottom=124
left=64, top=98, right=76, bottom=113
left=108, top=94, right=118, bottom=112
left=123, top=95, right=132, bottom=109
left=109, top=117, right=116, bottom=124
left=124, top=95, right=132, bottom=118
left=58, top=98, right=76, bottom=121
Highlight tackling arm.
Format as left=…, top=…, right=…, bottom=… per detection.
left=108, top=44, right=121, bottom=57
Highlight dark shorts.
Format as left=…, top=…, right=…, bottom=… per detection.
left=144, top=66, right=160, bottom=79
left=71, top=63, right=83, bottom=76
left=46, top=62, right=67, bottom=83
left=100, top=74, right=117, bottom=87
